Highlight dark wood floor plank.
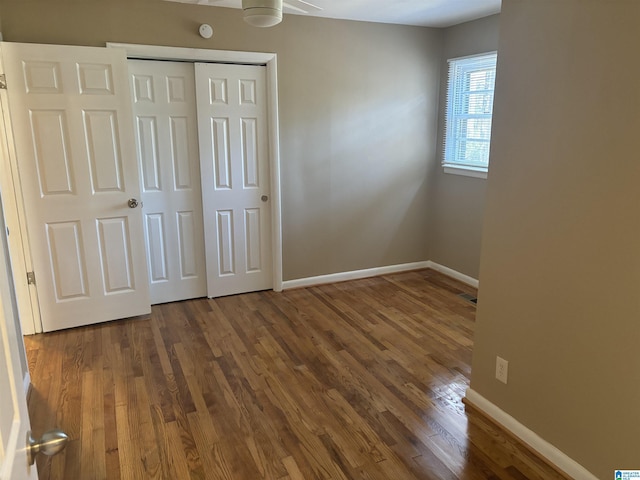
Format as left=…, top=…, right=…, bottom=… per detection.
left=25, top=269, right=570, bottom=480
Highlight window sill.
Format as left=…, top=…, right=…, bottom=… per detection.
left=443, top=165, right=488, bottom=179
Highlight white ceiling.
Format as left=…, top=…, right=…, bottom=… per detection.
left=165, top=0, right=502, bottom=28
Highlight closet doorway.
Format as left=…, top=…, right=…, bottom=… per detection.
left=129, top=57, right=276, bottom=303
left=0, top=42, right=282, bottom=334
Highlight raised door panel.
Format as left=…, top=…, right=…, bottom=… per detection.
left=83, top=110, right=125, bottom=193
left=244, top=208, right=262, bottom=272
left=29, top=110, right=75, bottom=195
left=45, top=221, right=88, bottom=301
left=170, top=117, right=192, bottom=189
left=77, top=63, right=114, bottom=95
left=216, top=210, right=235, bottom=276
left=241, top=118, right=259, bottom=188
left=211, top=117, right=232, bottom=190
left=23, top=60, right=62, bottom=94
left=136, top=116, right=161, bottom=192
left=176, top=211, right=198, bottom=278
left=96, top=217, right=135, bottom=293
left=145, top=213, right=168, bottom=284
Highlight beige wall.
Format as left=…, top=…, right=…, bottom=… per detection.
left=430, top=14, right=499, bottom=279
left=471, top=1, right=640, bottom=477
left=0, top=0, right=442, bottom=281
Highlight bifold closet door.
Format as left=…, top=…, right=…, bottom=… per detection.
left=129, top=59, right=207, bottom=304
left=195, top=63, right=273, bottom=298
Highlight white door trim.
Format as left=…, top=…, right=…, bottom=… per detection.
left=0, top=43, right=41, bottom=334
left=107, top=43, right=283, bottom=292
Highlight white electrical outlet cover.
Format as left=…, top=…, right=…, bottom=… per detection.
left=496, top=356, right=509, bottom=384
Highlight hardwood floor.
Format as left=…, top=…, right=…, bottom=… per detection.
left=24, top=269, right=568, bottom=479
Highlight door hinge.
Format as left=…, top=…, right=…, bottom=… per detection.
left=26, top=271, right=36, bottom=285
left=0, top=74, right=6, bottom=90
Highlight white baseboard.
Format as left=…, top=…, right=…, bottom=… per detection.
left=465, top=389, right=597, bottom=480
left=282, top=261, right=431, bottom=290
left=281, top=260, right=480, bottom=291
left=426, top=261, right=479, bottom=288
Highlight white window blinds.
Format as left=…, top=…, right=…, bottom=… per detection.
left=444, top=52, right=497, bottom=172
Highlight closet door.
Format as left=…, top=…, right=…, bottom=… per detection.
left=2, top=42, right=150, bottom=331
left=129, top=60, right=207, bottom=304
left=195, top=63, right=273, bottom=298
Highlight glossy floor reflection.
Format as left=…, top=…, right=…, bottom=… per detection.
left=25, top=269, right=568, bottom=479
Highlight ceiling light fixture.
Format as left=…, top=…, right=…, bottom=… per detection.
left=243, top=0, right=283, bottom=27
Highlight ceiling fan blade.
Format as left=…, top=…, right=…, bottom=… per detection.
left=283, top=0, right=322, bottom=13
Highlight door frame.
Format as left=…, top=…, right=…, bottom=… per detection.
left=107, top=43, right=283, bottom=294
left=0, top=43, right=42, bottom=335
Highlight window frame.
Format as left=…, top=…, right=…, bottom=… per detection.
left=443, top=51, right=498, bottom=179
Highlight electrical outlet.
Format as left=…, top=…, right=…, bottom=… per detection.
left=495, top=356, right=509, bottom=384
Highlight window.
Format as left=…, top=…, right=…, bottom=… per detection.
left=443, top=52, right=497, bottom=178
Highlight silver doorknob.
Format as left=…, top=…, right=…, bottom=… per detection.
left=27, top=429, right=69, bottom=466
left=261, top=195, right=269, bottom=202
left=128, top=198, right=139, bottom=208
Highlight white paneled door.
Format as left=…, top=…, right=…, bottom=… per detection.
left=128, top=60, right=207, bottom=304
left=0, top=202, right=37, bottom=480
left=1, top=43, right=150, bottom=332
left=195, top=63, right=273, bottom=298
